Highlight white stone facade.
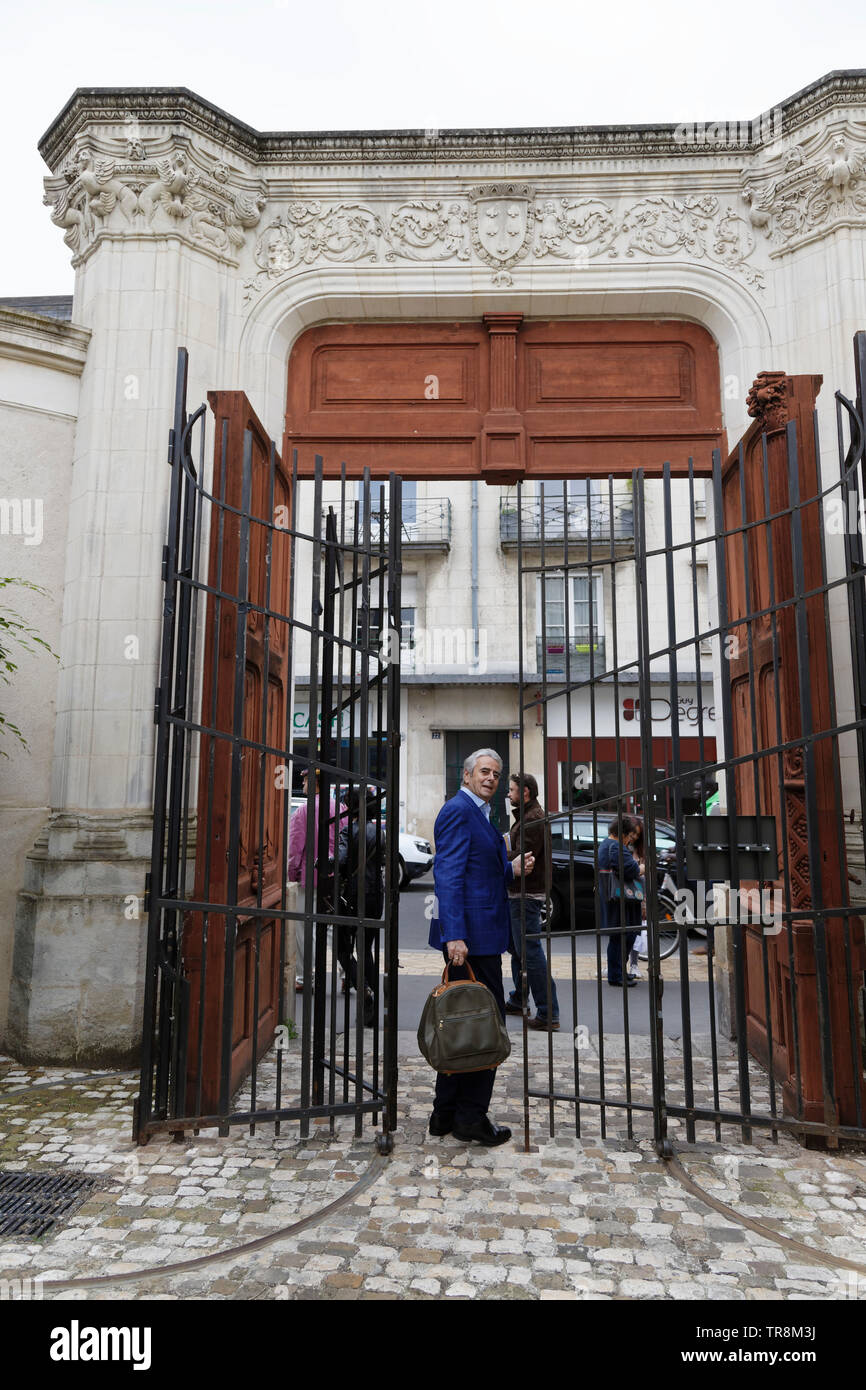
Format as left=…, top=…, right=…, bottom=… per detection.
left=1, top=72, right=865, bottom=1060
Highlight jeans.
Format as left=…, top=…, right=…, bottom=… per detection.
left=508, top=897, right=559, bottom=1023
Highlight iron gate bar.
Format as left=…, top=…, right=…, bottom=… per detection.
left=687, top=456, right=723, bottom=1142
left=635, top=468, right=668, bottom=1151
left=787, top=420, right=839, bottom=1133
left=172, top=403, right=206, bottom=1125
left=385, top=470, right=402, bottom=1134
left=759, top=428, right=804, bottom=1121
left=839, top=389, right=866, bottom=1134
left=735, top=440, right=779, bottom=1136
left=516, top=479, right=531, bottom=1150
left=275, top=441, right=301, bottom=1137
left=298, top=455, right=321, bottom=1134
left=328, top=470, right=348, bottom=1131
left=312, top=491, right=336, bottom=1113
left=538, top=483, right=556, bottom=1136
left=217, top=424, right=252, bottom=1130
left=813, top=409, right=864, bottom=1134
left=839, top=389, right=866, bottom=1131
left=562, top=478, right=579, bottom=1140
left=247, top=433, right=277, bottom=1131
left=516, top=352, right=866, bottom=1147
left=711, top=446, right=753, bottom=1143
left=138, top=353, right=402, bottom=1143
left=663, top=460, right=696, bottom=1144
left=192, top=418, right=228, bottom=1123
left=141, top=348, right=190, bottom=1128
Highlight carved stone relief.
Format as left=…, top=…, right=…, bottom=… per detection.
left=43, top=137, right=267, bottom=264
left=242, top=187, right=764, bottom=300
left=741, top=125, right=866, bottom=253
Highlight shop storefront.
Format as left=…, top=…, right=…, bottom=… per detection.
left=543, top=684, right=717, bottom=817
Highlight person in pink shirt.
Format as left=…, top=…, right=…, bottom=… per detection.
left=288, top=768, right=345, bottom=886
left=288, top=768, right=347, bottom=990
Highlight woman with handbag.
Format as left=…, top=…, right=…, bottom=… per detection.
left=598, top=814, right=645, bottom=988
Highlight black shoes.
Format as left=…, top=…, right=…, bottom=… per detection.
left=607, top=977, right=637, bottom=988
left=430, top=1112, right=512, bottom=1144
left=504, top=1001, right=524, bottom=1016
left=363, top=989, right=376, bottom=1028
left=452, top=1117, right=512, bottom=1146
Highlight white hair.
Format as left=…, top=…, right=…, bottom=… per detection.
left=463, top=748, right=503, bottom=776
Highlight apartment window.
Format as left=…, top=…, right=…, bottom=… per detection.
left=357, top=607, right=402, bottom=653
left=356, top=479, right=417, bottom=527
left=538, top=572, right=604, bottom=642
left=538, top=479, right=602, bottom=531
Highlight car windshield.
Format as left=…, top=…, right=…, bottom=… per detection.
left=551, top=817, right=677, bottom=850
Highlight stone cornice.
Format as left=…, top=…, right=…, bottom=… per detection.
left=0, top=308, right=90, bottom=375
left=39, top=71, right=866, bottom=172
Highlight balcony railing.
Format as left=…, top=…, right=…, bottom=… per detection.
left=500, top=496, right=633, bottom=547
left=325, top=498, right=451, bottom=551
left=536, top=635, right=606, bottom=678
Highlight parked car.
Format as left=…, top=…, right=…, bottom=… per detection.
left=371, top=796, right=434, bottom=889
left=543, top=812, right=682, bottom=931
left=398, top=832, right=434, bottom=890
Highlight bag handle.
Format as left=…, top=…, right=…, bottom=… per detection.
left=441, top=960, right=478, bottom=985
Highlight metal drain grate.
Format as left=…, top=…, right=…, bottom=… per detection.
left=0, top=1170, right=100, bottom=1239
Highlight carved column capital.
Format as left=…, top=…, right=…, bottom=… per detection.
left=746, top=370, right=789, bottom=432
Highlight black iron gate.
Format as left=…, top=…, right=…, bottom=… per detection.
left=515, top=336, right=866, bottom=1151
left=136, top=350, right=402, bottom=1146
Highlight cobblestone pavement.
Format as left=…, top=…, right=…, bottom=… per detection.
left=1, top=1040, right=865, bottom=1302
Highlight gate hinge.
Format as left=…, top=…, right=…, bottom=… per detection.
left=153, top=687, right=162, bottom=723
left=143, top=872, right=151, bottom=915
left=167, top=428, right=175, bottom=465
left=161, top=545, right=170, bottom=583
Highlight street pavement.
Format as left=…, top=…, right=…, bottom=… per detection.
left=2, top=1039, right=865, bottom=1302
left=1, top=874, right=863, bottom=1304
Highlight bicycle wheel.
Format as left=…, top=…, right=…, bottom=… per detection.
left=639, top=897, right=683, bottom=961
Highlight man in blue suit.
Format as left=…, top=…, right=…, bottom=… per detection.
left=427, top=748, right=534, bottom=1146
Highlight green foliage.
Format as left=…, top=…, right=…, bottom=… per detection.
left=282, top=1018, right=299, bottom=1041
left=0, top=577, right=59, bottom=756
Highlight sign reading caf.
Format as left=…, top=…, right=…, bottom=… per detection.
left=622, top=696, right=716, bottom=725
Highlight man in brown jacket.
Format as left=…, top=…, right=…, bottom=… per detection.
left=504, top=773, right=560, bottom=1031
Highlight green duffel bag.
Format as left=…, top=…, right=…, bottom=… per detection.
left=417, top=962, right=511, bottom=1074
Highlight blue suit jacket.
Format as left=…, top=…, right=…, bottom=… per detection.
left=428, top=791, right=513, bottom=955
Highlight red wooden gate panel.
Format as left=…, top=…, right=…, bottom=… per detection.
left=721, top=372, right=866, bottom=1128
left=183, top=392, right=292, bottom=1116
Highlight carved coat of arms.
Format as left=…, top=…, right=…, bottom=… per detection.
left=468, top=183, right=534, bottom=271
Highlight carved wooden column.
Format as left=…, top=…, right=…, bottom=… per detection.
left=481, top=312, right=525, bottom=483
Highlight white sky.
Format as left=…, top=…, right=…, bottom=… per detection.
left=3, top=0, right=865, bottom=294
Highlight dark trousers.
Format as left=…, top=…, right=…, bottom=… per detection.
left=432, top=951, right=506, bottom=1128
left=606, top=929, right=638, bottom=984
left=336, top=925, right=377, bottom=994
